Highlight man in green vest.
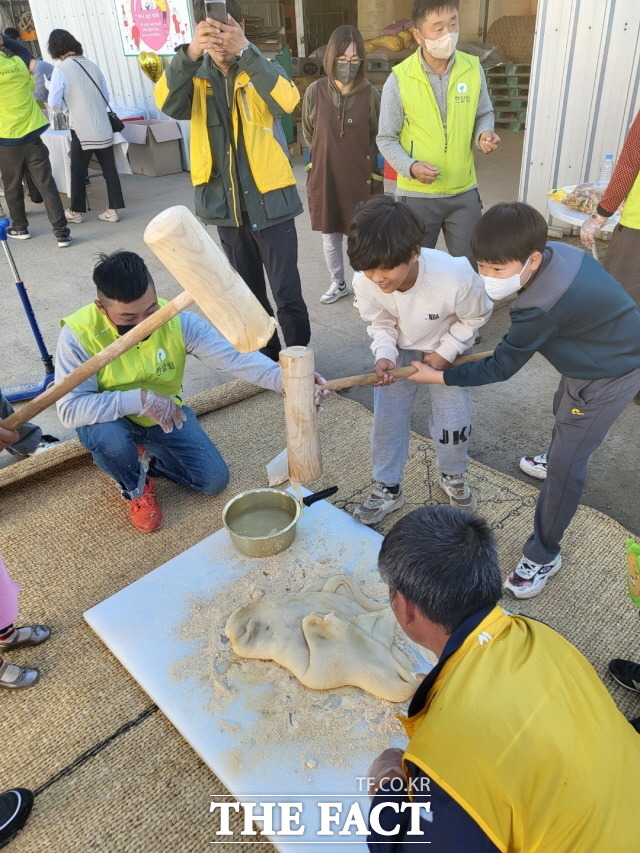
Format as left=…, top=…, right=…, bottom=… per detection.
left=0, top=33, right=71, bottom=246
left=377, top=0, right=500, bottom=267
left=54, top=251, right=290, bottom=533
left=366, top=505, right=640, bottom=851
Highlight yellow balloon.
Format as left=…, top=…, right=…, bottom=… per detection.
left=138, top=52, right=163, bottom=84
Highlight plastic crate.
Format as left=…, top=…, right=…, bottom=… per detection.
left=489, top=85, right=529, bottom=98
left=491, top=96, right=528, bottom=110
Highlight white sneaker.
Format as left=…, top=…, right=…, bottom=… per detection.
left=65, top=209, right=83, bottom=223
left=98, top=210, right=120, bottom=222
left=353, top=294, right=359, bottom=309
left=320, top=281, right=348, bottom=304
left=504, top=553, right=562, bottom=599
left=519, top=453, right=547, bottom=480
left=439, top=473, right=477, bottom=511
left=354, top=483, right=405, bottom=525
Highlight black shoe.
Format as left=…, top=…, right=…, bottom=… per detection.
left=0, top=788, right=33, bottom=848
left=608, top=658, right=640, bottom=692
left=7, top=227, right=30, bottom=240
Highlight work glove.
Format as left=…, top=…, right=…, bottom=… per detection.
left=140, top=390, right=187, bottom=433
left=367, top=747, right=407, bottom=799
left=580, top=213, right=608, bottom=248
left=314, top=373, right=332, bottom=411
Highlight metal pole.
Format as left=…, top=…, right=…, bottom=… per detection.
left=482, top=0, right=491, bottom=41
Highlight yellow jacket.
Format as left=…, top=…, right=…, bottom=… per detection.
left=402, top=606, right=640, bottom=852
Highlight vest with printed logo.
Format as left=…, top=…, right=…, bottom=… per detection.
left=394, top=50, right=481, bottom=196
left=62, top=300, right=186, bottom=427
left=400, top=606, right=640, bottom=851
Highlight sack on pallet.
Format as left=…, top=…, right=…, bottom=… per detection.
left=364, top=34, right=404, bottom=52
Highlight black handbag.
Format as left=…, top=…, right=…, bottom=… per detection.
left=72, top=59, right=125, bottom=133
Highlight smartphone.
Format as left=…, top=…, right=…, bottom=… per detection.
left=204, top=0, right=227, bottom=25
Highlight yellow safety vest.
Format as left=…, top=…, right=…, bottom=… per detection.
left=154, top=70, right=298, bottom=190
left=394, top=49, right=481, bottom=195
left=400, top=606, right=640, bottom=852
left=620, top=171, right=640, bottom=229
left=62, top=300, right=187, bottom=427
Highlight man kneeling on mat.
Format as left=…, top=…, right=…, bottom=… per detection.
left=55, top=251, right=325, bottom=532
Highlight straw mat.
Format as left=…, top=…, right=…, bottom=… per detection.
left=1, top=380, right=638, bottom=852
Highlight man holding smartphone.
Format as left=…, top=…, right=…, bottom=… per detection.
left=155, top=0, right=310, bottom=362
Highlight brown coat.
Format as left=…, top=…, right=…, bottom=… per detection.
left=304, top=77, right=383, bottom=234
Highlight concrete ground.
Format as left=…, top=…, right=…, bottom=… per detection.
left=2, top=130, right=638, bottom=535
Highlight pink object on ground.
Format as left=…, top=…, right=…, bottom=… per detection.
left=0, top=556, right=21, bottom=628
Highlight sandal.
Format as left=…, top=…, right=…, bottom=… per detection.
left=0, top=625, right=51, bottom=651
left=0, top=662, right=39, bottom=690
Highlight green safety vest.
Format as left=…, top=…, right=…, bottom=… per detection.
left=62, top=300, right=187, bottom=427
left=0, top=52, right=48, bottom=141
left=394, top=49, right=481, bottom=195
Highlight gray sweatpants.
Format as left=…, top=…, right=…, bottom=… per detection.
left=321, top=232, right=345, bottom=285
left=524, top=368, right=640, bottom=564
left=0, top=392, right=42, bottom=456
left=397, top=188, right=482, bottom=269
left=372, top=348, right=472, bottom=486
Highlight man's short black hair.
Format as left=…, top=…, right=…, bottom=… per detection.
left=3, top=27, right=20, bottom=40
left=412, top=0, right=459, bottom=27
left=93, top=251, right=154, bottom=303
left=193, top=0, right=244, bottom=24
left=471, top=202, right=548, bottom=265
left=47, top=29, right=83, bottom=60
left=378, top=505, right=502, bottom=634
left=347, top=196, right=426, bottom=271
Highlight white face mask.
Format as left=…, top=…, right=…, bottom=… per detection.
left=481, top=256, right=533, bottom=301
left=422, top=30, right=459, bottom=60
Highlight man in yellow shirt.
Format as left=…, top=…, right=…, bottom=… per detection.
left=367, top=505, right=640, bottom=851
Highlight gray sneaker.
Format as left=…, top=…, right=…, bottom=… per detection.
left=320, top=281, right=348, bottom=304
left=439, top=473, right=477, bottom=511
left=354, top=483, right=406, bottom=525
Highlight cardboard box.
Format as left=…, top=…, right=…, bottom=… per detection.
left=291, top=56, right=323, bottom=78
left=121, top=119, right=183, bottom=177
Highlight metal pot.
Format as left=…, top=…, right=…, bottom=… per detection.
left=222, top=486, right=338, bottom=558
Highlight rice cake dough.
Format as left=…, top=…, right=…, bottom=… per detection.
left=225, top=576, right=416, bottom=702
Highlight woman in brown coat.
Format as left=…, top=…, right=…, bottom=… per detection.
left=302, top=26, right=383, bottom=305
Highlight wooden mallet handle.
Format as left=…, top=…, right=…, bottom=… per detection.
left=1, top=291, right=193, bottom=431
left=323, top=351, right=494, bottom=392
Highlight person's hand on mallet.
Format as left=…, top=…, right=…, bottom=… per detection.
left=0, top=426, right=20, bottom=452
left=407, top=361, right=447, bottom=384
left=373, top=359, right=397, bottom=386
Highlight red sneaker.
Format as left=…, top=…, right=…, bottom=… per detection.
left=129, top=478, right=163, bottom=532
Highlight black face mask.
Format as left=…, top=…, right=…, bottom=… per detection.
left=115, top=323, right=137, bottom=336
left=333, top=61, right=360, bottom=85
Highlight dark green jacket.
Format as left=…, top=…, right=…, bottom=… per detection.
left=158, top=45, right=302, bottom=229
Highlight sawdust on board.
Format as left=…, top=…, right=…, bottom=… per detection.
left=172, top=542, right=433, bottom=782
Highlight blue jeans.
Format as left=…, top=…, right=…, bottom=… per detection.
left=77, top=407, right=229, bottom=500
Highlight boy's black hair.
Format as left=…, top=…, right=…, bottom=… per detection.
left=93, top=251, right=154, bottom=303
left=412, top=0, right=459, bottom=27
left=347, top=196, right=426, bottom=271
left=471, top=202, right=548, bottom=264
left=3, top=27, right=20, bottom=40
left=47, top=29, right=83, bottom=59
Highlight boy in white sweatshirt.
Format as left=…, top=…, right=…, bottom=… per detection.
left=348, top=195, right=492, bottom=524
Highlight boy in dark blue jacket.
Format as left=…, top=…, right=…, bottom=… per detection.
left=408, top=202, right=640, bottom=599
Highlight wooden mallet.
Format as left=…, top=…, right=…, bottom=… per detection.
left=278, top=347, right=493, bottom=485
left=0, top=206, right=276, bottom=431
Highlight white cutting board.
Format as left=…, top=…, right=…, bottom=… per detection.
left=85, top=493, right=427, bottom=851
